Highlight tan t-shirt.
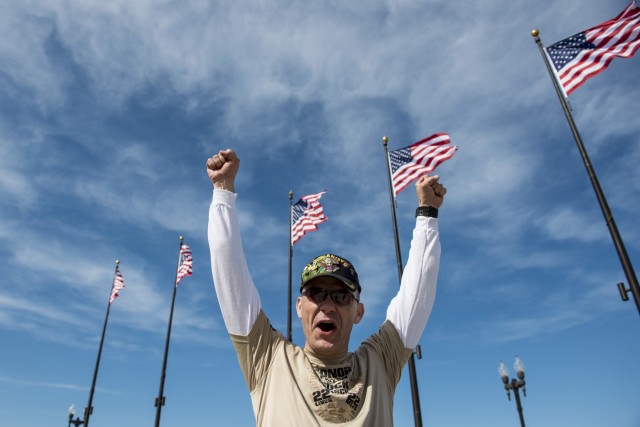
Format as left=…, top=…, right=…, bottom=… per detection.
left=231, top=311, right=413, bottom=427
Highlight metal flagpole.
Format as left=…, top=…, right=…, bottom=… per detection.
left=532, top=30, right=640, bottom=316
left=84, top=259, right=120, bottom=427
left=154, top=236, right=184, bottom=427
left=382, top=136, right=424, bottom=427
left=288, top=190, right=294, bottom=342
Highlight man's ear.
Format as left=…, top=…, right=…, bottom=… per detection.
left=353, top=303, right=365, bottom=324
left=296, top=296, right=303, bottom=319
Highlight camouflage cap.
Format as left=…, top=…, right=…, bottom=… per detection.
left=300, top=253, right=361, bottom=293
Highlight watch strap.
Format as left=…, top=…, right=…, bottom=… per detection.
left=415, top=206, right=438, bottom=218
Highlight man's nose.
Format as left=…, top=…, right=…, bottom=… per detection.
left=318, top=295, right=337, bottom=311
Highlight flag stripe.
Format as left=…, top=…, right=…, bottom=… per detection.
left=392, top=147, right=457, bottom=195
left=389, top=133, right=457, bottom=196
left=176, top=242, right=193, bottom=285
left=109, top=266, right=125, bottom=304
left=546, top=2, right=640, bottom=95
left=291, top=191, right=327, bottom=245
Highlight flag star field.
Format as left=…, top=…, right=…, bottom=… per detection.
left=0, top=1, right=639, bottom=427
left=389, top=147, right=413, bottom=173
left=547, top=34, right=596, bottom=69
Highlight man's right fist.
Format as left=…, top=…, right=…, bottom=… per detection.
left=207, top=149, right=240, bottom=192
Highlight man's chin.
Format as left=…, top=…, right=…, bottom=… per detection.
left=307, top=336, right=346, bottom=357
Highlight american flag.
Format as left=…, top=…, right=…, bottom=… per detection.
left=176, top=242, right=193, bottom=285
left=109, top=266, right=125, bottom=304
left=291, top=191, right=328, bottom=245
left=546, top=1, right=640, bottom=95
left=389, top=133, right=457, bottom=196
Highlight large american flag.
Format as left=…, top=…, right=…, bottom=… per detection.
left=389, top=133, right=457, bottom=196
left=546, top=1, right=640, bottom=95
left=176, top=242, right=193, bottom=285
left=291, top=191, right=327, bottom=245
left=109, top=266, right=125, bottom=304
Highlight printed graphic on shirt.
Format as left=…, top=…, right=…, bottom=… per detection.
left=308, top=362, right=364, bottom=423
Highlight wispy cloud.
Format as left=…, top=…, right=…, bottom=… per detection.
left=0, top=376, right=87, bottom=392
left=1, top=1, right=638, bottom=426
left=537, top=207, right=608, bottom=243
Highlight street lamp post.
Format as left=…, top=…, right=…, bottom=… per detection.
left=68, top=404, right=85, bottom=427
left=498, top=356, right=527, bottom=427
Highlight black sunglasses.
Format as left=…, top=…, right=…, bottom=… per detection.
left=301, top=287, right=359, bottom=306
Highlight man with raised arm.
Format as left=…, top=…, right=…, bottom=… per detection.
left=207, top=148, right=446, bottom=426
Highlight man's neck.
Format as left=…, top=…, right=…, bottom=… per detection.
left=303, top=344, right=350, bottom=362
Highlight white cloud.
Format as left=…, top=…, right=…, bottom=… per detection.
left=538, top=206, right=608, bottom=243
left=1, top=3, right=639, bottom=426
left=0, top=376, right=87, bottom=391
left=0, top=132, right=39, bottom=208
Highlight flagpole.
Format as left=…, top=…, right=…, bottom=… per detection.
left=154, top=236, right=184, bottom=427
left=288, top=190, right=294, bottom=342
left=382, top=136, right=424, bottom=427
left=83, top=259, right=120, bottom=427
left=532, top=30, right=640, bottom=316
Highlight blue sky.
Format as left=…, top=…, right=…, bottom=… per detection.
left=1, top=1, right=639, bottom=426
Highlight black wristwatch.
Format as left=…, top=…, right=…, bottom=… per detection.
left=415, top=206, right=438, bottom=218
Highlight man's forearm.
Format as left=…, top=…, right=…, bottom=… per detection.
left=386, top=216, right=441, bottom=349
left=208, top=189, right=261, bottom=335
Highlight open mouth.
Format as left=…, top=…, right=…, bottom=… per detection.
left=316, top=321, right=336, bottom=332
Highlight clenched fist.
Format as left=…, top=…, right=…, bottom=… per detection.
left=415, top=175, right=446, bottom=208
left=207, top=149, right=240, bottom=192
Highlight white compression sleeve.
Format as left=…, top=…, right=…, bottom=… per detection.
left=208, top=189, right=261, bottom=336
left=386, top=216, right=441, bottom=349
